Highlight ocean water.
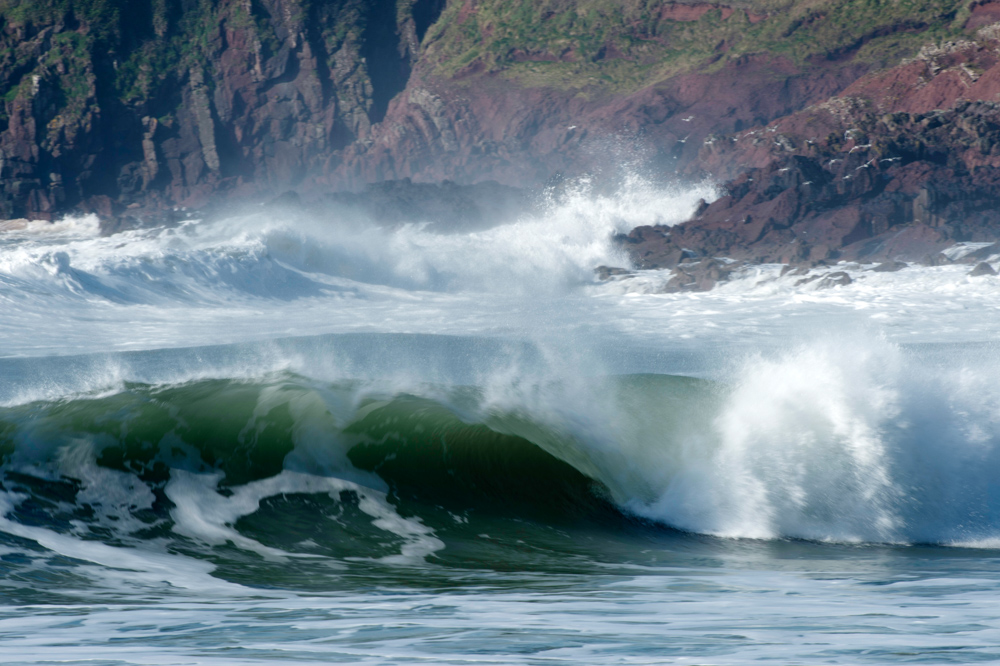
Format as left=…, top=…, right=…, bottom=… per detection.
left=3, top=178, right=1000, bottom=664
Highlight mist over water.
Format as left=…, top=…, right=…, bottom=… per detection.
left=4, top=174, right=1000, bottom=664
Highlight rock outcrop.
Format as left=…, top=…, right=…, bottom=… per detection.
left=0, top=0, right=443, bottom=220
left=623, top=28, right=1000, bottom=283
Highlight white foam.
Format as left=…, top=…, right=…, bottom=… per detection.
left=0, top=178, right=712, bottom=357
left=0, top=213, right=100, bottom=238
left=58, top=441, right=158, bottom=533
left=0, top=489, right=246, bottom=595
left=166, top=469, right=443, bottom=564
left=614, top=336, right=1000, bottom=544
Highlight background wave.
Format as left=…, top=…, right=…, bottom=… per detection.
left=0, top=177, right=712, bottom=306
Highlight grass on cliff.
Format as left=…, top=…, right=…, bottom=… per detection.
left=424, top=0, right=969, bottom=93
left=0, top=0, right=378, bottom=111
left=0, top=0, right=149, bottom=49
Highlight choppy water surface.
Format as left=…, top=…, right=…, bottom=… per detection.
left=2, top=179, right=1000, bottom=664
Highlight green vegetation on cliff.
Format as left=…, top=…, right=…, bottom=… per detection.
left=2, top=0, right=968, bottom=121
left=0, top=0, right=426, bottom=218
left=0, top=0, right=389, bottom=113
left=424, top=0, right=968, bottom=92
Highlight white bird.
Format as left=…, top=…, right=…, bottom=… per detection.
left=880, top=157, right=901, bottom=163
left=779, top=167, right=790, bottom=172
left=677, top=135, right=689, bottom=143
left=802, top=181, right=813, bottom=185
left=828, top=159, right=842, bottom=165
left=567, top=125, right=577, bottom=130
left=682, top=115, right=695, bottom=122
left=849, top=143, right=872, bottom=153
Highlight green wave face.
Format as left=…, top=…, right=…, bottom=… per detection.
left=0, top=373, right=720, bottom=590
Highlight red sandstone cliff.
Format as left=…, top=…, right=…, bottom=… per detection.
left=622, top=11, right=1000, bottom=284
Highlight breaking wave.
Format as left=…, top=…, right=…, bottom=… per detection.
left=2, top=334, right=1000, bottom=577
left=0, top=176, right=714, bottom=305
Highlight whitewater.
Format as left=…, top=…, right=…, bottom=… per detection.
left=3, top=177, right=1000, bottom=664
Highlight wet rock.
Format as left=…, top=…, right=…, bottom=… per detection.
left=964, top=243, right=1000, bottom=262
left=780, top=265, right=811, bottom=277
left=871, top=260, right=907, bottom=272
left=817, top=271, right=853, bottom=288
left=795, top=270, right=853, bottom=288
left=594, top=266, right=634, bottom=281
left=693, top=258, right=736, bottom=290
left=663, top=270, right=695, bottom=293
left=661, top=257, right=738, bottom=292
left=969, top=262, right=997, bottom=276
left=920, top=253, right=954, bottom=267
left=794, top=274, right=819, bottom=286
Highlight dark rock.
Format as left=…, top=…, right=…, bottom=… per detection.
left=965, top=243, right=1000, bottom=262
left=871, top=261, right=907, bottom=272
left=595, top=266, right=634, bottom=281
left=794, top=270, right=853, bottom=288
left=970, top=262, right=997, bottom=277
left=818, top=271, right=853, bottom=288
left=781, top=265, right=811, bottom=277
left=663, top=270, right=696, bottom=293
left=659, top=257, right=739, bottom=292
left=920, top=253, right=954, bottom=267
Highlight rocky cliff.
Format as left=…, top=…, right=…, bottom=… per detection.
left=623, top=17, right=1000, bottom=287
left=334, top=0, right=965, bottom=188
left=0, top=0, right=980, bottom=225
left=0, top=0, right=444, bottom=221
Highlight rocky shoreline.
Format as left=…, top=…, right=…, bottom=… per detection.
left=7, top=1, right=1000, bottom=293
left=609, top=34, right=1000, bottom=291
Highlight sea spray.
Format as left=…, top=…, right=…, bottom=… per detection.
left=628, top=337, right=1000, bottom=545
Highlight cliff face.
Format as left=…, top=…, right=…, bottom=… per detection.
left=0, top=0, right=984, bottom=221
left=0, top=0, right=443, bottom=220
left=334, top=0, right=964, bottom=188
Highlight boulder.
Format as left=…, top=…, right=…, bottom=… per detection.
left=969, top=262, right=997, bottom=277
left=871, top=261, right=907, bottom=272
